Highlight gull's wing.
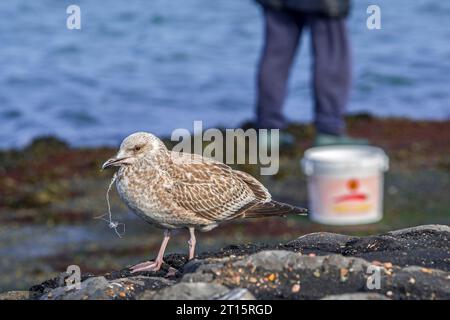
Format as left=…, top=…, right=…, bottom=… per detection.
left=167, top=152, right=270, bottom=221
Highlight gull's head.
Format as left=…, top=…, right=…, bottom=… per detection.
left=102, top=132, right=165, bottom=170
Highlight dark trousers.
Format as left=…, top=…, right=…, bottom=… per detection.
left=256, top=8, right=351, bottom=135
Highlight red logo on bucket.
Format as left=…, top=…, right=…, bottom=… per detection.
left=335, top=179, right=368, bottom=203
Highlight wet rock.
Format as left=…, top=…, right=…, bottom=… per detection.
left=10, top=224, right=449, bottom=300
left=284, top=224, right=450, bottom=271
left=111, top=276, right=175, bottom=300
left=29, top=271, right=96, bottom=297
left=234, top=250, right=301, bottom=271
left=38, top=275, right=176, bottom=300
left=212, top=288, right=256, bottom=300
left=220, top=253, right=374, bottom=300
left=286, top=232, right=356, bottom=255
left=388, top=224, right=450, bottom=235
left=322, top=293, right=390, bottom=300
left=181, top=270, right=214, bottom=283
left=144, top=282, right=229, bottom=300
left=40, top=276, right=111, bottom=300
left=181, top=257, right=234, bottom=283
left=380, top=266, right=450, bottom=300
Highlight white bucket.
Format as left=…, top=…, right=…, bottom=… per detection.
left=301, top=145, right=389, bottom=225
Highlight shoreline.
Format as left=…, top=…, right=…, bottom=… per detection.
left=2, top=114, right=450, bottom=152
left=3, top=225, right=450, bottom=300
left=0, top=116, right=449, bottom=291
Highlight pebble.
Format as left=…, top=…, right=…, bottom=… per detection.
left=291, top=284, right=301, bottom=293
left=421, top=268, right=433, bottom=274
left=340, top=268, right=349, bottom=282
left=267, top=274, right=276, bottom=282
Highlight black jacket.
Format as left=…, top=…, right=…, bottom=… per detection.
left=255, top=0, right=351, bottom=18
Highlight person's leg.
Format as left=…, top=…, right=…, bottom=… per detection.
left=256, top=8, right=303, bottom=130
left=310, top=17, right=351, bottom=136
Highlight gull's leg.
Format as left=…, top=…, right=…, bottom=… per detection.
left=130, top=229, right=171, bottom=273
left=188, top=227, right=196, bottom=260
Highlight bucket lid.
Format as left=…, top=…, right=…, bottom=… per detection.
left=301, top=145, right=389, bottom=176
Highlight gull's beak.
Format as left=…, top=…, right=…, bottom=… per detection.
left=101, top=156, right=128, bottom=170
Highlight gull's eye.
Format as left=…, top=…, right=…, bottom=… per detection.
left=134, top=146, right=142, bottom=152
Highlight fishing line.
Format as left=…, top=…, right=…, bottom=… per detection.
left=95, top=172, right=125, bottom=238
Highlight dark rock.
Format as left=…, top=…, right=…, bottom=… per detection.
left=145, top=282, right=229, bottom=300
left=285, top=232, right=356, bottom=255
left=6, top=224, right=448, bottom=300
left=117, top=276, right=175, bottom=300
left=284, top=224, right=450, bottom=271
left=380, top=266, right=450, bottom=300
left=211, top=288, right=256, bottom=300
left=321, top=293, right=390, bottom=300
left=221, top=252, right=374, bottom=299
left=234, top=250, right=298, bottom=271
left=39, top=275, right=176, bottom=300
left=29, top=271, right=96, bottom=297
left=40, top=276, right=111, bottom=300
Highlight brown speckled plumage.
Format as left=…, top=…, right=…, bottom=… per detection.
left=102, top=132, right=307, bottom=272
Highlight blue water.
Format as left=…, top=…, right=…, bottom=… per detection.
left=0, top=0, right=449, bottom=148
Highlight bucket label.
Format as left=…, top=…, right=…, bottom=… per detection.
left=309, top=175, right=380, bottom=218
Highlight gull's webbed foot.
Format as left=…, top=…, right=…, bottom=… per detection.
left=130, top=260, right=163, bottom=273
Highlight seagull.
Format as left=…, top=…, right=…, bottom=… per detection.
left=102, top=132, right=307, bottom=272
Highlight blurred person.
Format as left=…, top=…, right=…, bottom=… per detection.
left=254, top=0, right=367, bottom=146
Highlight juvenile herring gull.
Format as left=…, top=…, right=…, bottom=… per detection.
left=102, top=132, right=307, bottom=272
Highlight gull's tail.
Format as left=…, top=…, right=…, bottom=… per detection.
left=243, top=200, right=307, bottom=218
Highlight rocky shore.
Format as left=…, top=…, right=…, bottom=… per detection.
left=1, top=224, right=448, bottom=300
left=0, top=116, right=449, bottom=292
